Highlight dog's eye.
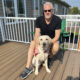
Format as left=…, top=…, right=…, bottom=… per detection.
left=40, top=39, right=42, bottom=41
left=46, top=39, right=48, bottom=40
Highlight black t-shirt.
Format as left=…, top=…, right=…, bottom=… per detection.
left=35, top=15, right=62, bottom=39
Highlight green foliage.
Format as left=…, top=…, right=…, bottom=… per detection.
left=69, top=7, right=80, bottom=14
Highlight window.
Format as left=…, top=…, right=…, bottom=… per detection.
left=3, top=0, right=26, bottom=17
left=17, top=0, right=25, bottom=17
left=62, top=6, right=65, bottom=14
left=63, top=7, right=67, bottom=14
left=4, top=0, right=15, bottom=17
left=54, top=3, right=58, bottom=14
left=33, top=0, right=40, bottom=17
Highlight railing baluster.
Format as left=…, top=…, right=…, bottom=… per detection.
left=9, top=19, right=12, bottom=40
left=12, top=19, right=16, bottom=40
left=7, top=19, right=10, bottom=40
left=15, top=19, right=18, bottom=41
left=68, top=20, right=72, bottom=50
left=77, top=22, right=80, bottom=50
left=2, top=19, right=6, bottom=40
left=19, top=19, right=21, bottom=41
left=23, top=19, right=26, bottom=42
left=72, top=21, right=77, bottom=50
left=6, top=19, right=8, bottom=40
left=26, top=19, right=29, bottom=43
left=32, top=20, right=35, bottom=40
left=17, top=19, right=21, bottom=41
left=29, top=20, right=32, bottom=42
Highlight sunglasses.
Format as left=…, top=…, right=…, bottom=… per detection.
left=44, top=9, right=52, bottom=12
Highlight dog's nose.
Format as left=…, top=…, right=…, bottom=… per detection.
left=43, top=43, right=46, bottom=46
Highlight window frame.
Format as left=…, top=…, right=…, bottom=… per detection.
left=2, top=0, right=27, bottom=17
left=33, top=0, right=40, bottom=17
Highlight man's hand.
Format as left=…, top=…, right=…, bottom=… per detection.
left=35, top=46, right=39, bottom=53
left=51, top=39, right=54, bottom=44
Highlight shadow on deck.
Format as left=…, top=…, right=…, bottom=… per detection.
left=0, top=42, right=80, bottom=80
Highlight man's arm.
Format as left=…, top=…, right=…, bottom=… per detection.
left=51, top=29, right=61, bottom=44
left=34, top=28, right=40, bottom=47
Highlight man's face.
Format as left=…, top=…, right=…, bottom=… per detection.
left=43, top=4, right=53, bottom=20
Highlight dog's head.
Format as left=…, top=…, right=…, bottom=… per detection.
left=38, top=35, right=51, bottom=50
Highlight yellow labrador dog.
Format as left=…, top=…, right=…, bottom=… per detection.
left=32, top=35, right=51, bottom=75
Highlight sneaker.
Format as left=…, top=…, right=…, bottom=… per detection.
left=19, top=67, right=33, bottom=79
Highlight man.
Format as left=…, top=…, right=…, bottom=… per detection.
left=19, top=2, right=61, bottom=79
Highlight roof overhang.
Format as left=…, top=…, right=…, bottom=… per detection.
left=53, top=0, right=71, bottom=7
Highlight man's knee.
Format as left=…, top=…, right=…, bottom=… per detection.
left=30, top=40, right=35, bottom=48
left=30, top=40, right=35, bottom=45
left=52, top=41, right=59, bottom=53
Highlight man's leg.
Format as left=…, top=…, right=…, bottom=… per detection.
left=51, top=41, right=59, bottom=56
left=48, top=41, right=59, bottom=67
left=19, top=41, right=35, bottom=79
left=26, top=41, right=35, bottom=68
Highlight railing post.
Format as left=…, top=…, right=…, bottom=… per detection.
left=78, top=36, right=80, bottom=51
left=0, top=19, right=5, bottom=42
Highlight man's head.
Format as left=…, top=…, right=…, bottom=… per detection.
left=43, top=2, right=54, bottom=20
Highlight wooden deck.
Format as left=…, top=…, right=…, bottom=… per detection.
left=0, top=42, right=80, bottom=80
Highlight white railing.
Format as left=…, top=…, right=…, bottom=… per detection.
left=0, top=18, right=5, bottom=42
left=64, top=19, right=80, bottom=51
left=0, top=17, right=36, bottom=43
left=0, top=15, right=80, bottom=51
left=57, top=15, right=80, bottom=19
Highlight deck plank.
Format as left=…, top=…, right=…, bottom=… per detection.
left=61, top=52, right=76, bottom=80
left=0, top=42, right=29, bottom=80
left=0, top=48, right=28, bottom=79
left=0, top=42, right=27, bottom=56
left=0, top=42, right=80, bottom=80
left=0, top=46, right=26, bottom=65
left=0, top=47, right=27, bottom=71
left=43, top=57, right=60, bottom=80
left=71, top=52, right=80, bottom=80
left=52, top=51, right=70, bottom=80
left=9, top=64, right=26, bottom=80
left=43, top=60, right=60, bottom=80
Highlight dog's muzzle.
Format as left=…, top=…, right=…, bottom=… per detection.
left=43, top=42, right=46, bottom=47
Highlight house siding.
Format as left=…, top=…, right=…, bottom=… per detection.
left=26, top=0, right=33, bottom=17
left=0, top=29, right=2, bottom=42
left=39, top=0, right=43, bottom=16
left=0, top=0, right=3, bottom=17
left=0, top=0, right=3, bottom=43
left=58, top=3, right=63, bottom=15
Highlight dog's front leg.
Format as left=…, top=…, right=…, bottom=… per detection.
left=35, top=58, right=39, bottom=75
left=45, top=59, right=51, bottom=73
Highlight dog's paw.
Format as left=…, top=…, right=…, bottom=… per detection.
left=46, top=69, right=51, bottom=73
left=35, top=71, right=38, bottom=75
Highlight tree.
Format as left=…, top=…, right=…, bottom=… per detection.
left=69, top=7, right=80, bottom=14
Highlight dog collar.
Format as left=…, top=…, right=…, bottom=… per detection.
left=33, top=49, right=39, bottom=56
left=34, top=52, right=39, bottom=56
